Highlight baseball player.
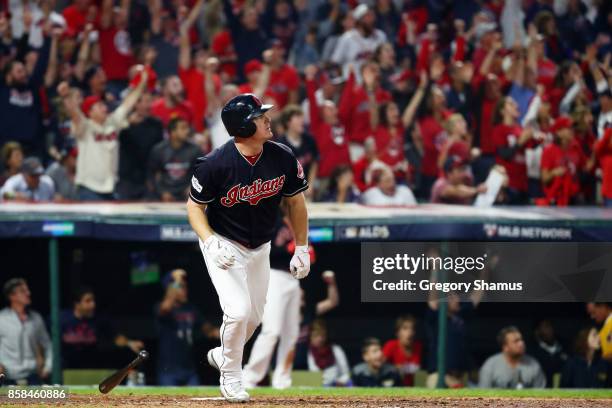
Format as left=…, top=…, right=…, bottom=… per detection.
left=186, top=94, right=310, bottom=402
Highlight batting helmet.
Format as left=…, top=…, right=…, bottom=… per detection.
left=221, top=94, right=274, bottom=138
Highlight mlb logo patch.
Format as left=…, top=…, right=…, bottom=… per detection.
left=191, top=175, right=203, bottom=193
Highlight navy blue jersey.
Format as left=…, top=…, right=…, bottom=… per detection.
left=189, top=140, right=308, bottom=248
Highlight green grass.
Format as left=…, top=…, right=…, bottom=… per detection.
left=67, top=386, right=612, bottom=399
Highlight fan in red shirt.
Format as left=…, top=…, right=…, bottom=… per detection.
left=492, top=96, right=539, bottom=204
left=98, top=0, right=135, bottom=83
left=177, top=0, right=221, bottom=132
left=304, top=65, right=350, bottom=180
left=265, top=40, right=300, bottom=109
left=418, top=83, right=452, bottom=196
left=340, top=61, right=392, bottom=148
left=373, top=73, right=428, bottom=185
left=374, top=102, right=409, bottom=183
left=595, top=128, right=612, bottom=207
left=210, top=29, right=238, bottom=82
left=382, top=315, right=422, bottom=387
left=63, top=0, right=93, bottom=36
left=541, top=117, right=590, bottom=206
left=150, top=75, right=194, bottom=127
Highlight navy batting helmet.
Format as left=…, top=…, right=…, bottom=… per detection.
left=221, top=94, right=274, bottom=138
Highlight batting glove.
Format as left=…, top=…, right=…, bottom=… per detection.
left=204, top=235, right=235, bottom=270
left=290, top=245, right=310, bottom=279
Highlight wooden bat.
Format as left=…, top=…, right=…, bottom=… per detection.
left=98, top=350, right=149, bottom=394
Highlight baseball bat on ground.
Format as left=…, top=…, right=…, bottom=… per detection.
left=98, top=350, right=149, bottom=394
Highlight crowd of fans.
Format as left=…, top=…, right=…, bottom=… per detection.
left=0, top=0, right=611, bottom=205
left=1, top=275, right=611, bottom=388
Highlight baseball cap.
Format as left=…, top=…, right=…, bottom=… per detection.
left=443, top=155, right=468, bottom=174
left=550, top=116, right=573, bottom=133
left=244, top=59, right=263, bottom=76
left=81, top=95, right=103, bottom=116
left=21, top=157, right=44, bottom=176
left=352, top=4, right=369, bottom=20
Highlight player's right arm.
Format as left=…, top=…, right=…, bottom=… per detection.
left=186, top=158, right=216, bottom=242
left=186, top=199, right=214, bottom=242
left=187, top=159, right=236, bottom=269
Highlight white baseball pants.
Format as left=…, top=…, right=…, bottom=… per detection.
left=243, top=268, right=301, bottom=389
left=199, top=234, right=271, bottom=386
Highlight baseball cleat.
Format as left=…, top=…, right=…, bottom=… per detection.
left=220, top=381, right=250, bottom=403
left=207, top=348, right=221, bottom=372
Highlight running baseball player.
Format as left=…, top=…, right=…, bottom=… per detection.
left=186, top=94, right=310, bottom=402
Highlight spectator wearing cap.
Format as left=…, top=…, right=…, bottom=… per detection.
left=330, top=4, right=387, bottom=77
left=479, top=326, right=546, bottom=388
left=361, top=166, right=417, bottom=206
left=116, top=92, right=163, bottom=200
left=155, top=269, right=219, bottom=385
left=304, top=64, right=350, bottom=190
left=278, top=104, right=319, bottom=200
left=150, top=75, right=195, bottom=127
left=595, top=128, right=612, bottom=207
left=60, top=68, right=148, bottom=201
left=0, top=141, right=24, bottom=186
left=0, top=278, right=53, bottom=385
left=541, top=116, right=591, bottom=206
left=430, top=156, right=486, bottom=205
left=46, top=146, right=78, bottom=201
left=0, top=31, right=51, bottom=156
left=0, top=157, right=55, bottom=201
left=222, top=0, right=268, bottom=83
left=492, top=96, right=537, bottom=204
left=147, top=117, right=200, bottom=202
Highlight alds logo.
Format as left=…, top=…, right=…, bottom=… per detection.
left=221, top=176, right=285, bottom=207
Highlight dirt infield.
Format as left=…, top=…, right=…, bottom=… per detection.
left=3, top=395, right=611, bottom=407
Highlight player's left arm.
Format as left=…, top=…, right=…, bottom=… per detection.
left=284, top=193, right=310, bottom=279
